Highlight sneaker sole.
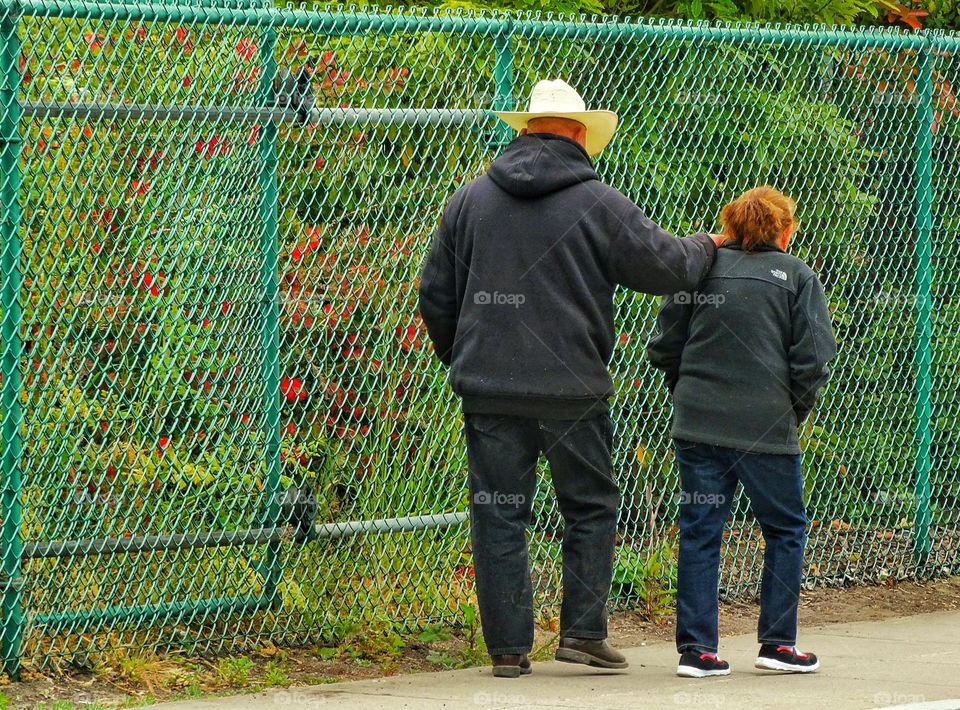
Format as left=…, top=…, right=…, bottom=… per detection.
left=755, top=657, right=820, bottom=673
left=555, top=648, right=629, bottom=669
left=677, top=664, right=731, bottom=678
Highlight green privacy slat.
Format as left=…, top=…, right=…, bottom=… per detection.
left=492, top=32, right=514, bottom=148
left=0, top=2, right=958, bottom=675
left=0, top=9, right=25, bottom=681
left=913, top=47, right=934, bottom=562
left=257, top=21, right=283, bottom=614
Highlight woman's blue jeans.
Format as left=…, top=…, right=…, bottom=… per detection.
left=673, top=439, right=807, bottom=654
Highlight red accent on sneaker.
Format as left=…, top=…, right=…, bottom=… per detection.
left=776, top=645, right=808, bottom=659
left=699, top=653, right=722, bottom=662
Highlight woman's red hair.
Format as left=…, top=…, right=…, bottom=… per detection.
left=719, top=186, right=797, bottom=252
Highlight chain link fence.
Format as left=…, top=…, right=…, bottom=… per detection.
left=0, top=0, right=958, bottom=676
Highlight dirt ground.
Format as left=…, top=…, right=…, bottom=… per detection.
left=4, top=576, right=959, bottom=709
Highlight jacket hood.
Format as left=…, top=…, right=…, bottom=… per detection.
left=487, top=134, right=598, bottom=198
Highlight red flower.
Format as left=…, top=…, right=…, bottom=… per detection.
left=281, top=376, right=306, bottom=403
left=397, top=324, right=420, bottom=351
left=85, top=31, right=103, bottom=51
left=287, top=40, right=307, bottom=58
left=196, top=136, right=231, bottom=159
left=236, top=38, right=258, bottom=61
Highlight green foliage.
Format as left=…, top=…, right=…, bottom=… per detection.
left=417, top=624, right=453, bottom=643
left=262, top=660, right=290, bottom=686
left=671, top=0, right=893, bottom=24
left=612, top=539, right=678, bottom=621
left=217, top=656, right=255, bottom=688
left=923, top=0, right=960, bottom=29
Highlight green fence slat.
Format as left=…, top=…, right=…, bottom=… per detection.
left=0, top=8, right=24, bottom=680
left=913, top=46, right=934, bottom=563
left=258, top=23, right=283, bottom=610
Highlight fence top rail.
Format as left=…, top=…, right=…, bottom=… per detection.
left=0, top=0, right=941, bottom=49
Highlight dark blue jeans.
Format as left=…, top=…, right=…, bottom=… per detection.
left=674, top=439, right=807, bottom=654
left=464, top=412, right=620, bottom=656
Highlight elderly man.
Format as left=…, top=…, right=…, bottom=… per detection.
left=418, top=79, right=723, bottom=677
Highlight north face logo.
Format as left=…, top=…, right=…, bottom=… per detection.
left=770, top=269, right=788, bottom=281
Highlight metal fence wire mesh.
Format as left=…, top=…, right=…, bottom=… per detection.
left=0, top=0, right=958, bottom=675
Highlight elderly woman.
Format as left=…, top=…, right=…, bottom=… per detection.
left=647, top=186, right=837, bottom=678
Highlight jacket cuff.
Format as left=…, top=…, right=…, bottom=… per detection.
left=690, top=231, right=717, bottom=255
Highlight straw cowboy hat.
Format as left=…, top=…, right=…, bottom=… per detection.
left=493, top=79, right=619, bottom=156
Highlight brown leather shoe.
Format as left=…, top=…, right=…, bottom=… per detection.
left=491, top=653, right=532, bottom=677
left=555, top=638, right=628, bottom=669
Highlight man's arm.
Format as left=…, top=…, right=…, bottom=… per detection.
left=789, top=274, right=838, bottom=423
left=417, top=203, right=460, bottom=366
left=646, top=294, right=694, bottom=393
left=607, top=205, right=719, bottom=295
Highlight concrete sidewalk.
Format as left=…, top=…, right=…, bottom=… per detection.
left=154, top=611, right=960, bottom=710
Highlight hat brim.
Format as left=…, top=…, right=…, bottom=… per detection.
left=492, top=110, right=619, bottom=156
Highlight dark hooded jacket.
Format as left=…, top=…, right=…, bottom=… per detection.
left=418, top=133, right=717, bottom=419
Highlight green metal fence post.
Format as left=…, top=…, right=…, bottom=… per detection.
left=0, top=5, right=24, bottom=680
left=913, top=42, right=934, bottom=565
left=492, top=26, right=513, bottom=149
left=258, top=25, right=283, bottom=607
